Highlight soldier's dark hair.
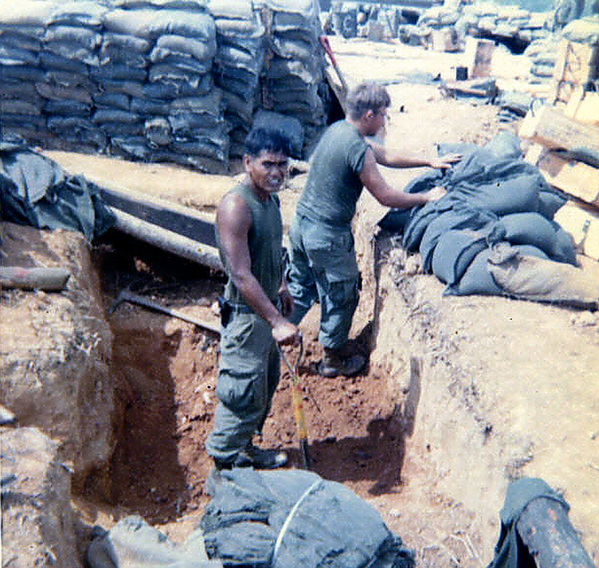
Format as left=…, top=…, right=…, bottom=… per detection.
left=244, top=126, right=292, bottom=158
left=346, top=82, right=391, bottom=120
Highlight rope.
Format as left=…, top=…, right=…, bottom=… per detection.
left=272, top=478, right=323, bottom=564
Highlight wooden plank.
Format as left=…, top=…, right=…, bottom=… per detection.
left=98, top=185, right=217, bottom=248
left=519, top=104, right=599, bottom=156
left=554, top=201, right=599, bottom=261
left=525, top=144, right=599, bottom=206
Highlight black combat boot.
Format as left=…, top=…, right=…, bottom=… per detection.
left=318, top=347, right=366, bottom=378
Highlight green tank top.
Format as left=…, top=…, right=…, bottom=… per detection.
left=218, top=181, right=283, bottom=307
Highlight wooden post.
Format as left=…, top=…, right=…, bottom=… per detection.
left=516, top=497, right=595, bottom=568
left=0, top=267, right=70, bottom=291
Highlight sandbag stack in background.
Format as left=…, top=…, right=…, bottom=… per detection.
left=44, top=1, right=108, bottom=153
left=256, top=0, right=329, bottom=157
left=0, top=0, right=329, bottom=173
left=0, top=1, right=58, bottom=146
left=408, top=2, right=552, bottom=52
left=523, top=35, right=561, bottom=80
left=102, top=0, right=227, bottom=173
left=208, top=0, right=265, bottom=160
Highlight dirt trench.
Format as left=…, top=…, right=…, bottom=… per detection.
left=90, top=229, right=413, bottom=527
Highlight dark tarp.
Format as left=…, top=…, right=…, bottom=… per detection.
left=0, top=138, right=115, bottom=240
left=487, top=478, right=569, bottom=568
left=201, top=467, right=415, bottom=568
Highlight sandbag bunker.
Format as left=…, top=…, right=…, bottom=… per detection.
left=0, top=0, right=329, bottom=173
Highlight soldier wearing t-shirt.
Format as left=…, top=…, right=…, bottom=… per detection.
left=287, top=82, right=460, bottom=377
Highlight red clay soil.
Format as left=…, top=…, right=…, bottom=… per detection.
left=93, top=232, right=403, bottom=527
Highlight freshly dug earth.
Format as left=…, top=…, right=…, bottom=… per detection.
left=20, top=37, right=599, bottom=567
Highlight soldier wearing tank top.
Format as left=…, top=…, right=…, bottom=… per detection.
left=206, top=127, right=300, bottom=471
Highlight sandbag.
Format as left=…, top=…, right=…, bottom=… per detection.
left=40, top=51, right=88, bottom=74
left=43, top=100, right=92, bottom=117
left=499, top=212, right=577, bottom=265
left=0, top=30, right=42, bottom=52
left=48, top=1, right=108, bottom=29
left=93, top=92, right=131, bottom=111
left=431, top=226, right=498, bottom=285
left=419, top=206, right=498, bottom=271
left=44, top=25, right=102, bottom=52
left=0, top=64, right=45, bottom=82
left=102, top=8, right=161, bottom=39
left=488, top=243, right=599, bottom=308
left=92, top=63, right=147, bottom=82
left=87, top=515, right=219, bottom=568
left=0, top=45, right=39, bottom=66
left=148, top=64, right=207, bottom=87
left=151, top=36, right=216, bottom=68
left=445, top=244, right=548, bottom=297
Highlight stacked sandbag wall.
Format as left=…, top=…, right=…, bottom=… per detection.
left=255, top=0, right=329, bottom=157
left=0, top=0, right=328, bottom=172
left=209, top=0, right=265, bottom=160
left=411, top=2, right=552, bottom=48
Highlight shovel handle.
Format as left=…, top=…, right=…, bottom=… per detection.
left=319, top=35, right=338, bottom=67
left=277, top=333, right=311, bottom=470
left=279, top=332, right=303, bottom=379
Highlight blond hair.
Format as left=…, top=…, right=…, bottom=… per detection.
left=346, top=82, right=391, bottom=120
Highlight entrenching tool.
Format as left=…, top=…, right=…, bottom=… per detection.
left=109, top=288, right=220, bottom=334
left=278, top=333, right=311, bottom=470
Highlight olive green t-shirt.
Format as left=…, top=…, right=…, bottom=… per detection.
left=217, top=181, right=283, bottom=307
left=296, top=120, right=369, bottom=228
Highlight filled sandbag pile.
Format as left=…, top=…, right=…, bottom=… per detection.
left=93, top=0, right=227, bottom=172
left=208, top=0, right=265, bottom=160
left=256, top=0, right=328, bottom=156
left=524, top=35, right=561, bottom=79
left=378, top=132, right=585, bottom=304
left=0, top=0, right=328, bottom=172
left=412, top=2, right=551, bottom=48
left=0, top=1, right=62, bottom=146
left=43, top=1, right=109, bottom=152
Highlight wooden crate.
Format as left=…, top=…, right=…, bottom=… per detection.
left=519, top=104, right=599, bottom=157
left=525, top=144, right=599, bottom=207
left=551, top=39, right=599, bottom=104
left=464, top=37, right=495, bottom=78
left=554, top=202, right=599, bottom=261
left=553, top=39, right=599, bottom=84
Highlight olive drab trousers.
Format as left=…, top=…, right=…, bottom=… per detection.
left=205, top=309, right=280, bottom=462
left=287, top=214, right=360, bottom=349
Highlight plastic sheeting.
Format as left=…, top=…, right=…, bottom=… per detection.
left=0, top=140, right=115, bottom=240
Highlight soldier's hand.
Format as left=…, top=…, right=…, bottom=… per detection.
left=429, top=153, right=461, bottom=169
left=273, top=321, right=300, bottom=346
left=425, top=186, right=447, bottom=202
